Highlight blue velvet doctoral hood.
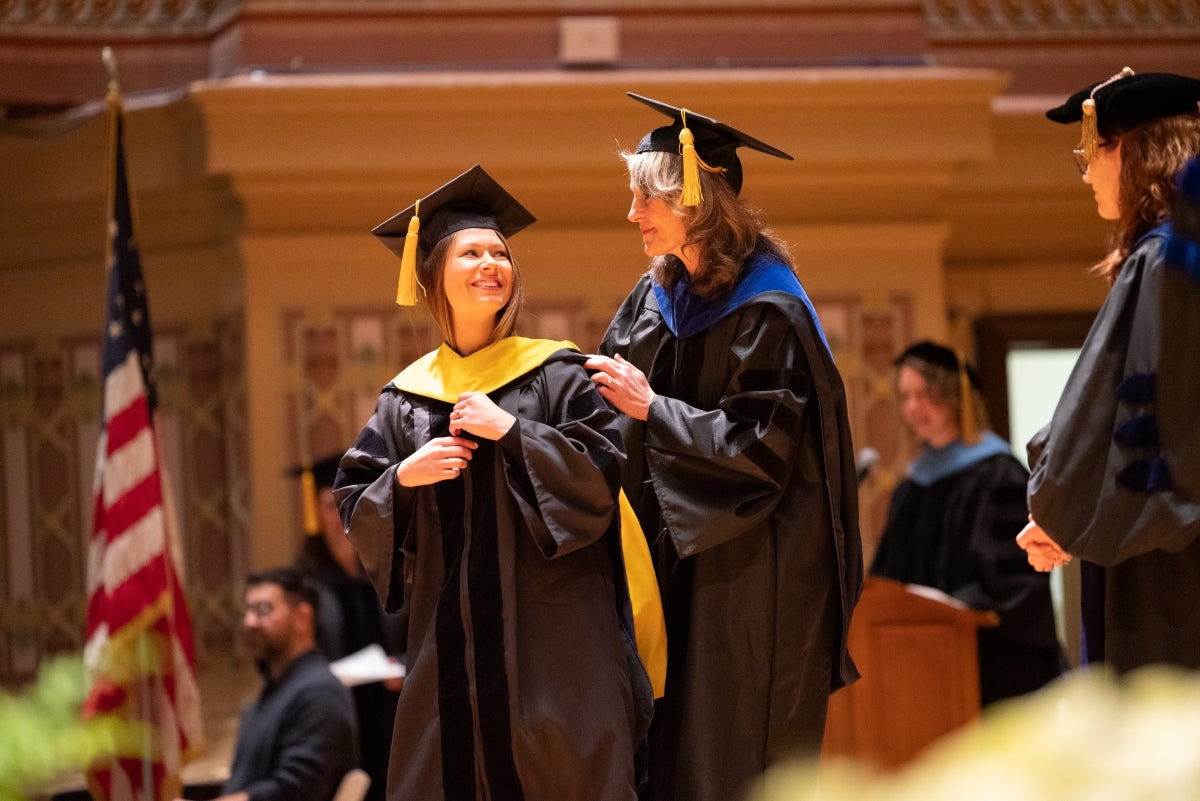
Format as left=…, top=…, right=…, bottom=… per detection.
left=652, top=252, right=832, bottom=355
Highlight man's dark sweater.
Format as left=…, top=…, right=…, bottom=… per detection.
left=223, top=650, right=358, bottom=801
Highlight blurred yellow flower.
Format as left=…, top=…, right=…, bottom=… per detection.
left=749, top=667, right=1200, bottom=801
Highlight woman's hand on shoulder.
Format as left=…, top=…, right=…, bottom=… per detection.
left=396, top=436, right=478, bottom=487
left=583, top=353, right=656, bottom=421
left=449, top=391, right=515, bottom=441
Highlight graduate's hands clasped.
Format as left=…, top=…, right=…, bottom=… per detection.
left=396, top=436, right=477, bottom=487
left=449, top=391, right=515, bottom=440
left=1016, top=516, right=1071, bottom=573
left=584, top=353, right=656, bottom=421
left=396, top=392, right=513, bottom=487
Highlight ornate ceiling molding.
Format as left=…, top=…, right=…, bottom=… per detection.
left=924, top=0, right=1200, bottom=40
left=0, top=0, right=239, bottom=37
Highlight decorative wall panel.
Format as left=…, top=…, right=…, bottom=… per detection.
left=0, top=316, right=248, bottom=684
left=814, top=293, right=915, bottom=564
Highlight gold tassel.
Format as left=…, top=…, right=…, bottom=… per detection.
left=396, top=199, right=420, bottom=306
left=679, top=110, right=703, bottom=207
left=1080, top=66, right=1135, bottom=162
left=956, top=349, right=980, bottom=445
left=301, top=467, right=321, bottom=536
left=1079, top=98, right=1099, bottom=161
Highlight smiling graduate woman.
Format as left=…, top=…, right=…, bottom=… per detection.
left=333, top=166, right=661, bottom=801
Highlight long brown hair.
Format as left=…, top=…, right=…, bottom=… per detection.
left=622, top=149, right=794, bottom=298
left=418, top=228, right=525, bottom=353
left=1095, top=112, right=1200, bottom=282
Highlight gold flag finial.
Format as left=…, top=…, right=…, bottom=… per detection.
left=102, top=47, right=121, bottom=98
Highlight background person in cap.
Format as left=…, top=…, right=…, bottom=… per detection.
left=586, top=95, right=862, bottom=801
left=289, top=454, right=404, bottom=801
left=871, top=341, right=1063, bottom=707
left=1017, top=69, right=1200, bottom=673
left=334, top=165, right=656, bottom=801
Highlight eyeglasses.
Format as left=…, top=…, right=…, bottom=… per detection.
left=1072, top=139, right=1119, bottom=175
left=244, top=601, right=278, bottom=618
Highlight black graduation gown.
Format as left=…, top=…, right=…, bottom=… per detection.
left=599, top=268, right=862, bottom=801
left=335, top=345, right=652, bottom=801
left=298, top=540, right=404, bottom=801
left=870, top=447, right=1063, bottom=706
left=1028, top=225, right=1200, bottom=672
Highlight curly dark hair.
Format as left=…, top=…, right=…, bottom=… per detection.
left=621, top=149, right=795, bottom=299
left=1094, top=112, right=1200, bottom=282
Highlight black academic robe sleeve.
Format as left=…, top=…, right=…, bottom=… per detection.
left=641, top=303, right=814, bottom=559
left=496, top=357, right=624, bottom=559
left=333, top=397, right=418, bottom=614
left=1028, top=236, right=1200, bottom=565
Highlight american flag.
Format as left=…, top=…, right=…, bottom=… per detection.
left=83, top=88, right=205, bottom=801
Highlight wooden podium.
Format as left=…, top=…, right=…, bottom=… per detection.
left=822, top=577, right=999, bottom=769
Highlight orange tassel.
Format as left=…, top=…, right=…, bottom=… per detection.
left=301, top=467, right=321, bottom=536
left=1079, top=99, right=1099, bottom=161
left=956, top=349, right=980, bottom=445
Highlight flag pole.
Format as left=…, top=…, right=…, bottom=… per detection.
left=102, top=47, right=120, bottom=279
left=102, top=47, right=157, bottom=801
left=87, top=43, right=205, bottom=801
left=138, top=633, right=155, bottom=801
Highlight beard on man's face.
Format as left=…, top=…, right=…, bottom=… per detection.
left=244, top=624, right=289, bottom=667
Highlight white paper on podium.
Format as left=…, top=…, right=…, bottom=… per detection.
left=329, top=643, right=406, bottom=687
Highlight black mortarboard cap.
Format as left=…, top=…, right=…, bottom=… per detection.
left=285, top=453, right=344, bottom=535
left=372, top=165, right=537, bottom=305
left=628, top=92, right=793, bottom=202
left=285, top=453, right=342, bottom=490
left=1046, top=68, right=1200, bottom=160
left=895, top=341, right=981, bottom=388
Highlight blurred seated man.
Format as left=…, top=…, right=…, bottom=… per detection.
left=870, top=341, right=1064, bottom=706
left=196, top=567, right=358, bottom=801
